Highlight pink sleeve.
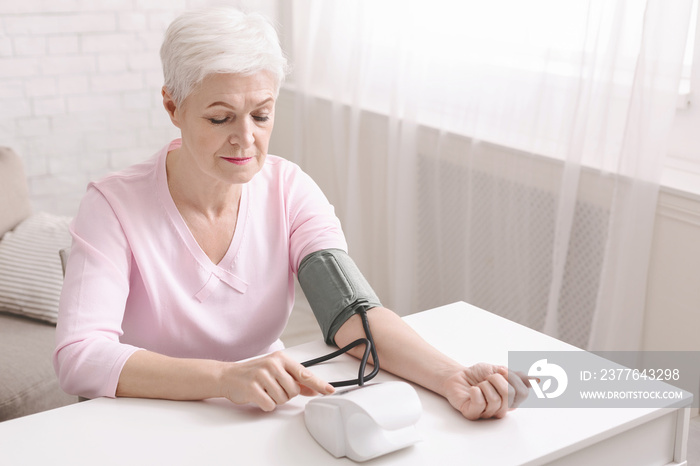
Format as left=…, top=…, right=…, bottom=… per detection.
left=287, top=166, right=348, bottom=273
left=53, top=186, right=142, bottom=399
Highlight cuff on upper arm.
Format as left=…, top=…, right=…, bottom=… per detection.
left=297, top=249, right=382, bottom=345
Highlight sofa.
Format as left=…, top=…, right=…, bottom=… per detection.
left=0, top=147, right=77, bottom=422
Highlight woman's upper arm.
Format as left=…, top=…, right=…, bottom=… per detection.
left=53, top=186, right=140, bottom=398
left=286, top=167, right=348, bottom=272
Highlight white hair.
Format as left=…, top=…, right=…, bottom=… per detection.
left=160, top=7, right=288, bottom=105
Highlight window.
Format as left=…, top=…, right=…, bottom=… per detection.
left=667, top=0, right=700, bottom=189
left=286, top=1, right=699, bottom=191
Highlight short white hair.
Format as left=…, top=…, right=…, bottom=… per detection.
left=160, top=7, right=288, bottom=105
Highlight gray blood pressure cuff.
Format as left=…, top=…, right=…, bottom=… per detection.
left=298, top=249, right=382, bottom=346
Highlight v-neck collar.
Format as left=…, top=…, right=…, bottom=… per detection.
left=156, top=139, right=249, bottom=299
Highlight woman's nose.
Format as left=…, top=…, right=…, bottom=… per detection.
left=229, top=117, right=255, bottom=149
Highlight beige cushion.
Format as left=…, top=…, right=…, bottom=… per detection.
left=0, top=147, right=32, bottom=238
left=0, top=212, right=72, bottom=324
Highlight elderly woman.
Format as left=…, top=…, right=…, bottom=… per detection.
left=54, top=7, right=528, bottom=420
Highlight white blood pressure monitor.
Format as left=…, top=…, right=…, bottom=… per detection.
left=304, top=381, right=422, bottom=462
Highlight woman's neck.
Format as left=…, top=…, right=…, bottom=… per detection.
left=165, top=147, right=242, bottom=220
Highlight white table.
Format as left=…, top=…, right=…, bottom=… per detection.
left=0, top=302, right=691, bottom=465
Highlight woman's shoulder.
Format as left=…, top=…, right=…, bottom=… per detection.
left=264, top=153, right=298, bottom=171
left=263, top=154, right=314, bottom=183
left=83, top=144, right=169, bottom=219
left=90, top=143, right=169, bottom=199
left=260, top=154, right=329, bottom=208
left=92, top=155, right=159, bottom=192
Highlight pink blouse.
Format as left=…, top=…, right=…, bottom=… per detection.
left=53, top=139, right=347, bottom=399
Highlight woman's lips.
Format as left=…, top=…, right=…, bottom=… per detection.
left=222, top=156, right=253, bottom=165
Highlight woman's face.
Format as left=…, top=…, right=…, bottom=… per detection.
left=164, top=72, right=277, bottom=186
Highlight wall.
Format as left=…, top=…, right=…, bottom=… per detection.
left=644, top=190, right=700, bottom=351
left=0, top=0, right=277, bottom=215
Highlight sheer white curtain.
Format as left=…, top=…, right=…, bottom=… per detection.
left=287, top=0, right=692, bottom=351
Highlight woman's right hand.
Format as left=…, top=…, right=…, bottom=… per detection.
left=220, top=351, right=335, bottom=411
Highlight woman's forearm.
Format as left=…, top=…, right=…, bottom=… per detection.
left=333, top=307, right=464, bottom=398
left=116, top=348, right=335, bottom=410
left=116, top=350, right=226, bottom=400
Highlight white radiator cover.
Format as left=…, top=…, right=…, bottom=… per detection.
left=416, top=153, right=610, bottom=349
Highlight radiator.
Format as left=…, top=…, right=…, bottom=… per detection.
left=415, top=152, right=610, bottom=349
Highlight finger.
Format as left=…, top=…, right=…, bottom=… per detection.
left=258, top=372, right=292, bottom=406
left=496, top=366, right=531, bottom=410
left=461, top=386, right=486, bottom=421
left=517, top=370, right=534, bottom=386
left=493, top=366, right=517, bottom=410
left=299, top=384, right=319, bottom=397
left=287, top=360, right=334, bottom=395
left=477, top=379, right=503, bottom=419
left=275, top=371, right=301, bottom=400
left=485, top=374, right=510, bottom=418
left=251, top=384, right=277, bottom=412
left=507, top=370, right=531, bottom=409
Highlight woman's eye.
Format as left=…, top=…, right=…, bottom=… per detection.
left=253, top=115, right=270, bottom=123
left=208, top=117, right=229, bottom=125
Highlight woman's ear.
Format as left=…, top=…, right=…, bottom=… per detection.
left=162, top=86, right=181, bottom=128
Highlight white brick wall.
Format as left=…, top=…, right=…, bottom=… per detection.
left=0, top=0, right=277, bottom=215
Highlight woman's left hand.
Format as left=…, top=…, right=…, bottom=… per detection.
left=443, top=363, right=530, bottom=420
